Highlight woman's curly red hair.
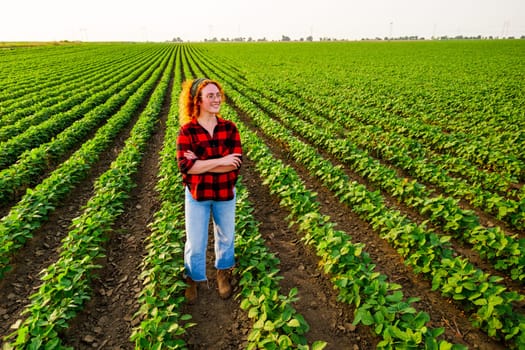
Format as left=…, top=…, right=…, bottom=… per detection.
left=179, top=78, right=224, bottom=125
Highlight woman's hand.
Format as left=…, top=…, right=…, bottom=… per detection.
left=221, top=153, right=243, bottom=168
left=184, top=150, right=198, bottom=160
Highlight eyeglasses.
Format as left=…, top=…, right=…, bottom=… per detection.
left=203, top=92, right=222, bottom=100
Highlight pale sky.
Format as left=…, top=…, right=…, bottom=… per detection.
left=1, top=0, right=524, bottom=42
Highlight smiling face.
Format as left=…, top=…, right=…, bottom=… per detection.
left=199, top=83, right=222, bottom=117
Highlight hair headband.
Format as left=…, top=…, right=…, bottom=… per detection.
left=190, top=78, right=208, bottom=99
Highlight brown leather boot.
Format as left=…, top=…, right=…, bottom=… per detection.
left=216, top=269, right=232, bottom=299
left=185, top=277, right=197, bottom=304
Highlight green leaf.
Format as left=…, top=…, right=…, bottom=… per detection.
left=312, top=340, right=328, bottom=350
left=287, top=318, right=301, bottom=328
left=357, top=309, right=374, bottom=326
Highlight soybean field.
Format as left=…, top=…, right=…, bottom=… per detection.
left=0, top=40, right=524, bottom=349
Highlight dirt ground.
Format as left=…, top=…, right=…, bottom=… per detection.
left=0, top=72, right=512, bottom=349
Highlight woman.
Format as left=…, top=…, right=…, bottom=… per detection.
left=176, top=78, right=242, bottom=303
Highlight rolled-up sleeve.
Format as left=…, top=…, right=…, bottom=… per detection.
left=177, top=129, right=195, bottom=174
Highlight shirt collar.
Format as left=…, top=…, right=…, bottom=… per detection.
left=191, top=115, right=225, bottom=125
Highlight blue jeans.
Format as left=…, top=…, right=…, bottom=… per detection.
left=184, top=186, right=236, bottom=281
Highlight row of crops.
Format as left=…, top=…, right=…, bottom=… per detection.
left=0, top=40, right=524, bottom=349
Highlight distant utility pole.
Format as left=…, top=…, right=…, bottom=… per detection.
left=501, top=21, right=510, bottom=38
left=80, top=28, right=88, bottom=41
left=389, top=22, right=393, bottom=39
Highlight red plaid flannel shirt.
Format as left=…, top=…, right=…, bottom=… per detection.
left=177, top=117, right=242, bottom=201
